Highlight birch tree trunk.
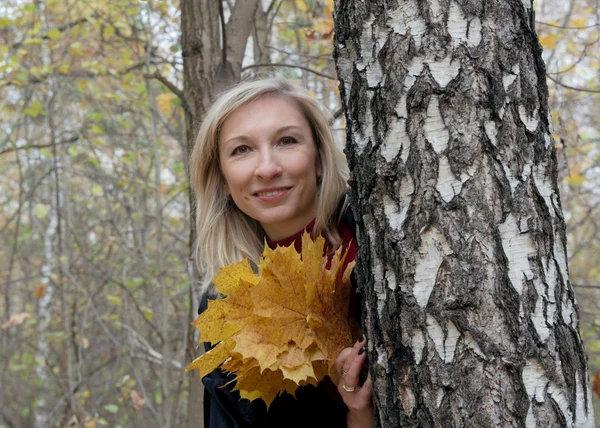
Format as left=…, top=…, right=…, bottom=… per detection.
left=333, top=0, right=594, bottom=426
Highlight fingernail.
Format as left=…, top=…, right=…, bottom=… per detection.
left=359, top=334, right=365, bottom=343
left=358, top=346, right=366, bottom=355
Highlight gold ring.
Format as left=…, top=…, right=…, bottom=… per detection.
left=342, top=384, right=356, bottom=392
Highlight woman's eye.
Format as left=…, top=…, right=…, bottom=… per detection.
left=280, top=137, right=298, bottom=146
left=232, top=145, right=250, bottom=155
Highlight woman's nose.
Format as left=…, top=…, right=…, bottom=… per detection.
left=255, top=150, right=283, bottom=179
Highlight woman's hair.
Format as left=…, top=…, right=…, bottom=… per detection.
left=190, top=77, right=349, bottom=295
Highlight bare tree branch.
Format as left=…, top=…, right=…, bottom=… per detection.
left=241, top=63, right=336, bottom=80
left=546, top=74, right=600, bottom=93
left=143, top=71, right=191, bottom=116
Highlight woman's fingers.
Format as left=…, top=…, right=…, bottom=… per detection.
left=338, top=335, right=367, bottom=392
left=335, top=347, right=352, bottom=378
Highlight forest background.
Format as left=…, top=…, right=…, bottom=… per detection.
left=0, top=0, right=598, bottom=427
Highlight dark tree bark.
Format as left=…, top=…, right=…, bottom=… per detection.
left=180, top=1, right=258, bottom=426
left=333, top=0, right=593, bottom=427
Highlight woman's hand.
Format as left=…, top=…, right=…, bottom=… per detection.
left=335, top=335, right=374, bottom=428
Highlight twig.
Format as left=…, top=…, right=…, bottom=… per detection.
left=536, top=20, right=600, bottom=30
left=546, top=74, right=600, bottom=94
left=143, top=71, right=191, bottom=116
left=241, top=63, right=336, bottom=80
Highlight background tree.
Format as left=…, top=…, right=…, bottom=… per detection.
left=334, top=0, right=594, bottom=426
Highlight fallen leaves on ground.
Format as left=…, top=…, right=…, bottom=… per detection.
left=186, top=233, right=354, bottom=407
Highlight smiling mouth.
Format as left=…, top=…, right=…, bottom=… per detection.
left=254, top=188, right=291, bottom=198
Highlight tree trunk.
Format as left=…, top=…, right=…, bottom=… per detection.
left=181, top=1, right=258, bottom=426
left=333, top=0, right=594, bottom=427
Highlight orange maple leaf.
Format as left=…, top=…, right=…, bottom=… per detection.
left=186, top=233, right=355, bottom=407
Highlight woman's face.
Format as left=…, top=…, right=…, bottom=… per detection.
left=219, top=96, right=321, bottom=240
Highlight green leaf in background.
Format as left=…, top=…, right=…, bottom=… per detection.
left=103, top=404, right=119, bottom=414
left=106, top=295, right=121, bottom=306
left=91, top=185, right=103, bottom=196
left=46, top=28, right=62, bottom=41
left=34, top=204, right=49, bottom=219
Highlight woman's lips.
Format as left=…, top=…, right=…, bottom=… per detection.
left=254, top=187, right=291, bottom=202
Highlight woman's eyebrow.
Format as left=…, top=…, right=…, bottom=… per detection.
left=222, top=125, right=306, bottom=146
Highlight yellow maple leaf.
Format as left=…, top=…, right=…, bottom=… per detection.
left=186, top=233, right=355, bottom=408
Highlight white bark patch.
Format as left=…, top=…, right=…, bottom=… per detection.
left=384, top=194, right=404, bottom=231
left=548, top=382, right=574, bottom=427
left=366, top=60, right=383, bottom=88
left=396, top=94, right=408, bottom=118
left=522, top=359, right=548, bottom=404
left=428, top=55, right=460, bottom=88
left=532, top=287, right=550, bottom=342
left=429, top=0, right=443, bottom=22
left=385, top=269, right=397, bottom=291
left=376, top=345, right=390, bottom=373
left=353, top=91, right=374, bottom=153
left=562, top=292, right=574, bottom=326
left=412, top=328, right=425, bottom=364
left=384, top=175, right=414, bottom=234
left=437, top=156, right=463, bottom=202
left=444, top=320, right=461, bottom=363
left=426, top=315, right=460, bottom=363
left=435, top=388, right=445, bottom=407
left=414, top=228, right=451, bottom=307
left=545, top=133, right=553, bottom=149
left=463, top=332, right=487, bottom=359
left=424, top=96, right=449, bottom=154
left=381, top=117, right=409, bottom=162
left=499, top=213, right=535, bottom=295
left=503, top=64, right=520, bottom=91
left=448, top=2, right=468, bottom=45
left=502, top=163, right=519, bottom=193
left=518, top=104, right=539, bottom=132
left=405, top=58, right=425, bottom=91
left=553, top=236, right=569, bottom=295
left=484, top=121, right=498, bottom=147
left=525, top=404, right=537, bottom=428
left=575, top=371, right=594, bottom=427
left=503, top=74, right=517, bottom=91
left=447, top=3, right=482, bottom=47
left=426, top=315, right=445, bottom=361
left=533, top=165, right=555, bottom=219
left=467, top=17, right=482, bottom=46
left=388, top=0, right=427, bottom=48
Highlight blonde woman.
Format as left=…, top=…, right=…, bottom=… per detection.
left=190, top=77, right=373, bottom=428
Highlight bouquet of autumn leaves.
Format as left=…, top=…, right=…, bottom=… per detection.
left=185, top=232, right=355, bottom=407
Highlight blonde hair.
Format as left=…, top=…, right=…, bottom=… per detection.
left=190, top=77, right=349, bottom=295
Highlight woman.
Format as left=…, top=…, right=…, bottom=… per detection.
left=190, top=77, right=373, bottom=428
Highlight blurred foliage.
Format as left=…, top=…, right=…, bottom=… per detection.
left=536, top=0, right=600, bottom=423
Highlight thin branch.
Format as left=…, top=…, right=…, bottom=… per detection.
left=266, top=44, right=334, bottom=61
left=241, top=63, right=336, bottom=80
left=546, top=74, right=600, bottom=94
left=143, top=71, right=191, bottom=116
left=0, top=135, right=79, bottom=157
left=573, top=284, right=600, bottom=290
left=536, top=20, right=600, bottom=30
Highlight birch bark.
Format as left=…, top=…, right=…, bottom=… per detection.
left=334, top=0, right=594, bottom=426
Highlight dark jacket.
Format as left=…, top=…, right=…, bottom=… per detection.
left=197, top=207, right=358, bottom=428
